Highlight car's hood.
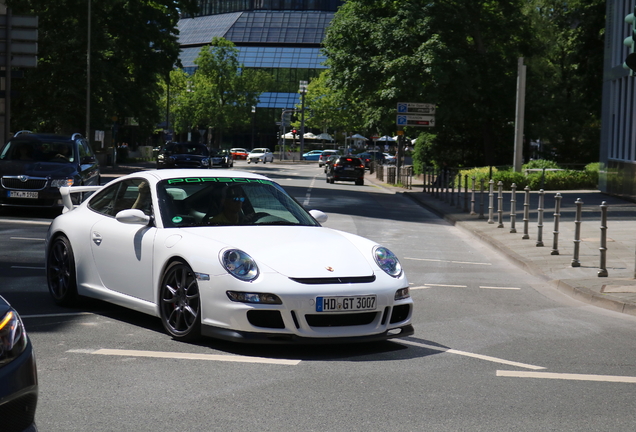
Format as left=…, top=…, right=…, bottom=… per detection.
left=184, top=226, right=375, bottom=278
left=0, top=160, right=77, bottom=177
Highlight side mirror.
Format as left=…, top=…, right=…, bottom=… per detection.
left=116, top=209, right=151, bottom=225
left=308, top=209, right=328, bottom=223
left=81, top=156, right=96, bottom=164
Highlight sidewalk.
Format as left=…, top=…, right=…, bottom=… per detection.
left=372, top=177, right=636, bottom=317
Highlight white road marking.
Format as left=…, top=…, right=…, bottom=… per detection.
left=71, top=348, right=301, bottom=366
left=0, top=219, right=51, bottom=226
left=303, top=177, right=317, bottom=206
left=410, top=286, right=433, bottom=290
left=399, top=339, right=545, bottom=370
left=9, top=237, right=46, bottom=241
left=480, top=286, right=521, bottom=290
left=423, top=283, right=467, bottom=288
left=22, top=312, right=96, bottom=319
left=497, top=370, right=636, bottom=384
left=404, top=257, right=492, bottom=266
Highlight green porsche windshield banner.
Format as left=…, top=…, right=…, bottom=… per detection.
left=166, top=177, right=273, bottom=185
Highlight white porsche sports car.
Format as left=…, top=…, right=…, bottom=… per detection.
left=45, top=169, right=413, bottom=343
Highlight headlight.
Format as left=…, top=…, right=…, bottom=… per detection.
left=222, top=249, right=259, bottom=281
left=373, top=246, right=402, bottom=278
left=226, top=292, right=282, bottom=304
left=51, top=178, right=74, bottom=188
left=0, top=309, right=28, bottom=367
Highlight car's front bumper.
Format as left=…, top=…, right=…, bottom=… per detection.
left=202, top=323, right=414, bottom=344
left=198, top=272, right=414, bottom=344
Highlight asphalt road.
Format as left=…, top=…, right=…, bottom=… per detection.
left=2, top=161, right=636, bottom=431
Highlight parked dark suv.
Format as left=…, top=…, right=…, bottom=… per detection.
left=0, top=131, right=100, bottom=209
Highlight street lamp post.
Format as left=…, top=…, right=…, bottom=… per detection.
left=251, top=105, right=256, bottom=148
left=299, top=80, right=308, bottom=157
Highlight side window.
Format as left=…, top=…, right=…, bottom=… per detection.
left=88, top=182, right=122, bottom=216
left=78, top=139, right=94, bottom=159
left=88, top=178, right=152, bottom=217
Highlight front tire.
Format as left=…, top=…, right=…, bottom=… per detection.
left=159, top=261, right=201, bottom=341
left=47, top=235, right=79, bottom=306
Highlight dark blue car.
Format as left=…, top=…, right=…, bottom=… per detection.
left=0, top=295, right=38, bottom=432
left=0, top=131, right=100, bottom=209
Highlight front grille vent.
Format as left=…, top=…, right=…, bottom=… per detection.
left=2, top=176, right=48, bottom=190
left=289, top=275, right=376, bottom=285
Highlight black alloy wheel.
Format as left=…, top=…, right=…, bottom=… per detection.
left=159, top=261, right=201, bottom=341
left=47, top=235, right=79, bottom=306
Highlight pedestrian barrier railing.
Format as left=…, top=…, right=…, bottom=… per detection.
left=374, top=163, right=413, bottom=189
left=422, top=166, right=614, bottom=278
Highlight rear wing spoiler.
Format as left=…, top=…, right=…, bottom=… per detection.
left=59, top=185, right=103, bottom=213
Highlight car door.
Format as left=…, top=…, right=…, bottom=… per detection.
left=88, top=178, right=156, bottom=302
left=78, top=138, right=100, bottom=185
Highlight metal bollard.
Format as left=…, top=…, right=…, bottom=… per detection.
left=536, top=189, right=545, bottom=246
left=488, top=179, right=495, bottom=224
left=470, top=176, right=477, bottom=215
left=435, top=168, right=439, bottom=198
left=509, top=183, right=517, bottom=233
left=450, top=171, right=455, bottom=206
left=551, top=193, right=562, bottom=255
left=456, top=173, right=462, bottom=210
left=445, top=170, right=450, bottom=203
left=464, top=175, right=469, bottom=212
left=598, top=201, right=608, bottom=277
left=479, top=179, right=485, bottom=219
left=497, top=181, right=504, bottom=228
left=456, top=174, right=462, bottom=209
left=571, top=198, right=583, bottom=267
left=522, top=186, right=530, bottom=239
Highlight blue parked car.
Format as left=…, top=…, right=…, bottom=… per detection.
left=301, top=150, right=324, bottom=161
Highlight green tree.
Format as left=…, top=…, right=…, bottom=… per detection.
left=174, top=37, right=273, bottom=147
left=523, top=0, right=605, bottom=164
left=7, top=0, right=197, bottom=140
left=299, top=70, right=363, bottom=143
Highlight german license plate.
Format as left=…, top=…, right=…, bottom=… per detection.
left=8, top=191, right=38, bottom=199
left=316, top=295, right=376, bottom=312
left=344, top=166, right=353, bottom=170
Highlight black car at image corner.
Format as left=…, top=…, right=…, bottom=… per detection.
left=0, top=131, right=100, bottom=209
left=0, top=295, right=38, bottom=432
left=156, top=142, right=212, bottom=169
left=326, top=156, right=365, bottom=185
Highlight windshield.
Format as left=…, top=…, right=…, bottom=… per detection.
left=157, top=177, right=320, bottom=228
left=0, top=140, right=75, bottom=163
left=170, top=143, right=208, bottom=156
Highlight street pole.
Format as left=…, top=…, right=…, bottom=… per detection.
left=299, top=80, right=308, bottom=157
left=86, top=0, right=91, bottom=141
left=513, top=57, right=526, bottom=172
left=251, top=105, right=256, bottom=148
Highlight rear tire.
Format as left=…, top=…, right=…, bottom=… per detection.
left=47, top=235, right=79, bottom=306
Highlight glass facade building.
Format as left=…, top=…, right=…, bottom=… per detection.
left=601, top=0, right=636, bottom=198
left=177, top=1, right=344, bottom=147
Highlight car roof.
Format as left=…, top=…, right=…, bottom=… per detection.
left=10, top=132, right=83, bottom=142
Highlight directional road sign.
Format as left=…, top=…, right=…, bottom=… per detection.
left=397, top=102, right=436, bottom=115
left=397, top=114, right=435, bottom=127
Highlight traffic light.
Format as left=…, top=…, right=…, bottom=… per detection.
left=292, top=129, right=297, bottom=135
left=624, top=7, right=636, bottom=74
